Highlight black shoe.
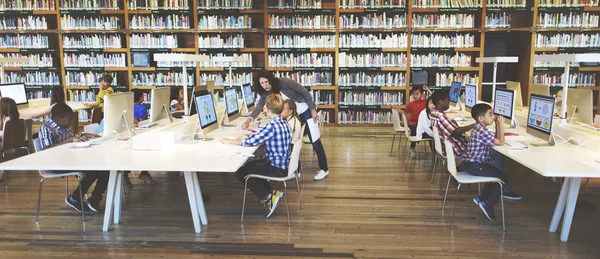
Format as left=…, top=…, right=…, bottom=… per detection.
left=123, top=174, right=133, bottom=189
left=65, top=195, right=88, bottom=212
left=86, top=196, right=103, bottom=213
left=478, top=201, right=496, bottom=221
left=503, top=191, right=522, bottom=201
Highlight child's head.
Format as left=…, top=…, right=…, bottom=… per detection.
left=100, top=74, right=113, bottom=90
left=431, top=90, right=450, bottom=111
left=425, top=95, right=435, bottom=118
left=555, top=90, right=563, bottom=104
left=254, top=71, right=280, bottom=95
left=411, top=85, right=425, bottom=101
left=281, top=99, right=297, bottom=119
left=171, top=87, right=184, bottom=101
left=51, top=103, right=73, bottom=128
left=0, top=97, right=19, bottom=120
left=50, top=86, right=65, bottom=105
left=133, top=89, right=144, bottom=103
left=471, top=103, right=494, bottom=125
left=265, top=94, right=284, bottom=117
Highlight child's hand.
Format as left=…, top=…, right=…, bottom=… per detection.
left=496, top=115, right=505, bottom=124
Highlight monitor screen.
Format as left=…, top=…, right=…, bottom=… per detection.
left=132, top=52, right=150, bottom=67
left=449, top=81, right=461, bottom=104
left=493, top=88, right=515, bottom=120
left=225, top=88, right=239, bottom=116
left=464, top=84, right=477, bottom=108
left=528, top=94, right=555, bottom=135
left=0, top=83, right=28, bottom=105
left=242, top=83, right=254, bottom=108
left=195, top=93, right=217, bottom=129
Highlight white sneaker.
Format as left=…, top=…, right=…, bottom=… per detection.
left=314, top=170, right=329, bottom=181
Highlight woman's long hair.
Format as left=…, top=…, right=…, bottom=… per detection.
left=253, top=71, right=281, bottom=95
left=425, top=95, right=434, bottom=119
left=0, top=97, right=20, bottom=121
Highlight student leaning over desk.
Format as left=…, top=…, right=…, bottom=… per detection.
left=84, top=74, right=115, bottom=116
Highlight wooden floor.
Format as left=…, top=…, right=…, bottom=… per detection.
left=1, top=127, right=600, bottom=258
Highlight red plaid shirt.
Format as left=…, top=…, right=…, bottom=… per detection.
left=464, top=123, right=496, bottom=163
left=430, top=110, right=468, bottom=156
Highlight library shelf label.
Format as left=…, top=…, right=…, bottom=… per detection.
left=486, top=7, right=528, bottom=12
left=438, top=7, right=481, bottom=12
left=411, top=67, right=454, bottom=71
left=339, top=67, right=383, bottom=71
left=557, top=47, right=600, bottom=52
left=364, top=8, right=406, bottom=13
left=411, top=47, right=455, bottom=52
left=22, top=67, right=59, bottom=71
left=65, top=67, right=109, bottom=71
left=293, top=9, right=336, bottom=14
left=268, top=48, right=311, bottom=52
left=20, top=48, right=58, bottom=53
left=198, top=48, right=241, bottom=52
left=339, top=48, right=382, bottom=52
left=339, top=86, right=389, bottom=90
left=538, top=7, right=584, bottom=12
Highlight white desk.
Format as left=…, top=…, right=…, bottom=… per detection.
left=18, top=98, right=89, bottom=119
left=0, top=115, right=257, bottom=233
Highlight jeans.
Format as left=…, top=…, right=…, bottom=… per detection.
left=56, top=171, right=109, bottom=201
left=409, top=124, right=417, bottom=148
left=299, top=109, right=329, bottom=171
left=422, top=133, right=433, bottom=151
left=236, top=159, right=286, bottom=199
left=457, top=161, right=506, bottom=206
left=487, top=149, right=512, bottom=193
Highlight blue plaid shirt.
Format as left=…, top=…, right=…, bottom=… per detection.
left=242, top=116, right=292, bottom=170
left=39, top=118, right=75, bottom=150
left=464, top=123, right=496, bottom=163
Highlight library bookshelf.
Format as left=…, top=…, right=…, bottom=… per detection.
left=0, top=0, right=598, bottom=125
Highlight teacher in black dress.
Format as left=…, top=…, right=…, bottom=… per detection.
left=241, top=71, right=330, bottom=180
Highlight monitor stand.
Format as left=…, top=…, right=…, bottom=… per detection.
left=220, top=108, right=235, bottom=127
left=192, top=121, right=214, bottom=141
left=520, top=135, right=555, bottom=147
left=116, top=112, right=134, bottom=140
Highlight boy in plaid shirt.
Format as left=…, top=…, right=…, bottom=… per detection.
left=458, top=103, right=521, bottom=221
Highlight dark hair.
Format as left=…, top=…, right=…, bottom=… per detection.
left=425, top=95, right=434, bottom=119
left=411, top=85, right=425, bottom=93
left=170, top=87, right=182, bottom=101
left=253, top=71, right=281, bottom=95
left=0, top=97, right=19, bottom=121
left=100, top=74, right=113, bottom=84
left=50, top=102, right=73, bottom=120
left=50, top=86, right=65, bottom=105
left=133, top=89, right=144, bottom=103
left=471, top=103, right=492, bottom=120
left=431, top=90, right=449, bottom=107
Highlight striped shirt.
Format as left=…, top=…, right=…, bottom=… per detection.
left=242, top=116, right=292, bottom=170
left=430, top=110, right=467, bottom=156
left=39, top=119, right=75, bottom=150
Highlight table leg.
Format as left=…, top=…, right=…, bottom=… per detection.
left=192, top=172, right=208, bottom=225
left=550, top=177, right=571, bottom=232
left=113, top=171, right=123, bottom=224
left=560, top=177, right=582, bottom=242
left=183, top=171, right=202, bottom=233
left=102, top=170, right=118, bottom=232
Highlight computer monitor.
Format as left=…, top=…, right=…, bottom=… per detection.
left=194, top=91, right=219, bottom=135
left=527, top=94, right=556, bottom=144
left=505, top=81, right=523, bottom=109
left=493, top=88, right=516, bottom=125
left=104, top=92, right=134, bottom=138
left=187, top=88, right=198, bottom=116
left=531, top=84, right=550, bottom=97
left=0, top=83, right=28, bottom=106
left=150, top=88, right=172, bottom=123
left=464, top=84, right=478, bottom=112
left=448, top=81, right=461, bottom=106
left=224, top=87, right=240, bottom=125
left=241, top=83, right=255, bottom=114
left=567, top=88, right=594, bottom=125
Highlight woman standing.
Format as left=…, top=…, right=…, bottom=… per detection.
left=241, top=71, right=330, bottom=180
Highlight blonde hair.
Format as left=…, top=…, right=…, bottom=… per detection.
left=265, top=94, right=284, bottom=115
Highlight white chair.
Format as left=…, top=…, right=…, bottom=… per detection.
left=401, top=112, right=432, bottom=171
left=431, top=127, right=447, bottom=183
left=441, top=139, right=506, bottom=231
left=33, top=138, right=86, bottom=225
left=83, top=123, right=100, bottom=135
left=390, top=109, right=406, bottom=156
left=241, top=139, right=303, bottom=227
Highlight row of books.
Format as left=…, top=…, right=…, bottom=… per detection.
left=340, top=0, right=406, bottom=8
left=28, top=90, right=51, bottom=100
left=340, top=33, right=408, bottom=48
left=200, top=72, right=252, bottom=86
left=0, top=0, right=55, bottom=10
left=274, top=71, right=332, bottom=85
left=0, top=16, right=47, bottom=30
left=63, top=34, right=122, bottom=48
left=156, top=53, right=196, bottom=67
left=533, top=73, right=596, bottom=87
left=269, top=15, right=335, bottom=29
left=268, top=34, right=335, bottom=48
left=4, top=72, right=61, bottom=85
left=130, top=34, right=178, bottom=48
left=268, top=53, right=333, bottom=67
left=63, top=53, right=127, bottom=67
left=198, top=15, right=252, bottom=29
left=310, top=90, right=334, bottom=105
left=538, top=0, right=599, bottom=7
left=200, top=34, right=245, bottom=48
left=339, top=72, right=406, bottom=86
left=411, top=33, right=475, bottom=48
left=412, top=14, right=475, bottom=28
left=268, top=0, right=322, bottom=8
left=340, top=13, right=407, bottom=29
left=411, top=53, right=472, bottom=67
left=0, top=53, right=53, bottom=67
left=537, top=12, right=599, bottom=28
left=339, top=91, right=404, bottom=105
left=67, top=89, right=97, bottom=103
left=486, top=0, right=525, bottom=7
left=61, top=0, right=120, bottom=10
left=411, top=0, right=482, bottom=8
left=0, top=34, right=49, bottom=49
left=199, top=53, right=253, bottom=67
left=435, top=72, right=478, bottom=86
left=129, top=0, right=190, bottom=10
left=199, top=0, right=253, bottom=9
left=61, top=15, right=120, bottom=30
left=486, top=12, right=511, bottom=28
left=131, top=14, right=191, bottom=30
left=132, top=72, right=195, bottom=86
left=338, top=110, right=392, bottom=124
left=339, top=53, right=407, bottom=67
left=535, top=33, right=600, bottom=48
left=66, top=72, right=119, bottom=86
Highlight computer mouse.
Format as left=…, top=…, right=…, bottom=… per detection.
left=75, top=142, right=90, bottom=148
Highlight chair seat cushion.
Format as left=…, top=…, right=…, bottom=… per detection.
left=454, top=172, right=504, bottom=184
left=39, top=171, right=85, bottom=179
left=408, top=136, right=432, bottom=142
left=245, top=174, right=296, bottom=182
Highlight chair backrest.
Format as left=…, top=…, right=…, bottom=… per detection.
left=391, top=109, right=403, bottom=132
left=1, top=119, right=27, bottom=151
left=33, top=138, right=51, bottom=176
left=84, top=123, right=100, bottom=134
left=443, top=139, right=458, bottom=178
left=432, top=126, right=445, bottom=157
left=400, top=112, right=411, bottom=137
left=91, top=107, right=103, bottom=124
left=287, top=136, right=303, bottom=178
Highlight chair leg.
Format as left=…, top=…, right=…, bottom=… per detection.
left=390, top=133, right=396, bottom=156
left=241, top=179, right=248, bottom=223
left=36, top=178, right=45, bottom=222
left=431, top=155, right=438, bottom=183
left=451, top=184, right=462, bottom=229
left=295, top=173, right=302, bottom=211
left=65, top=177, right=69, bottom=199
left=76, top=176, right=86, bottom=224
left=499, top=183, right=506, bottom=232
left=283, top=182, right=291, bottom=227
left=442, top=175, right=452, bottom=212
left=478, top=183, right=481, bottom=196
left=405, top=141, right=411, bottom=172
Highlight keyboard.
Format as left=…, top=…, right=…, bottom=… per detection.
left=137, top=122, right=157, bottom=129
left=505, top=140, right=528, bottom=149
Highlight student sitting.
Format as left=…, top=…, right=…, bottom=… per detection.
left=429, top=90, right=474, bottom=157
left=39, top=103, right=107, bottom=213
left=397, top=85, right=430, bottom=158
left=458, top=104, right=522, bottom=221
left=416, top=95, right=435, bottom=151
left=221, top=94, right=292, bottom=218
left=170, top=87, right=184, bottom=112
left=0, top=97, right=19, bottom=140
